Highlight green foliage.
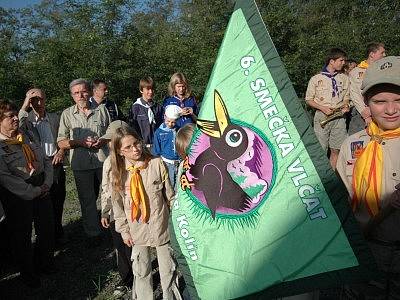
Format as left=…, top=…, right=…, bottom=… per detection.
left=0, top=0, right=399, bottom=112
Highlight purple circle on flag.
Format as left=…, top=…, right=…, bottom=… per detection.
left=186, top=126, right=276, bottom=216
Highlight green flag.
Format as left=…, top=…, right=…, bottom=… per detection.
left=170, top=1, right=376, bottom=299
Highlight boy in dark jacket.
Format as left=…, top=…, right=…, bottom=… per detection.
left=128, top=77, right=162, bottom=148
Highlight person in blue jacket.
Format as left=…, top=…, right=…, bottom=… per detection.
left=152, top=105, right=182, bottom=188
left=162, top=73, right=198, bottom=128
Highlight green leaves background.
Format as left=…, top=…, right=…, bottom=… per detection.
left=0, top=0, right=398, bottom=113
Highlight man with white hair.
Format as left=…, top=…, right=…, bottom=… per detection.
left=19, top=88, right=66, bottom=245
left=57, top=79, right=111, bottom=245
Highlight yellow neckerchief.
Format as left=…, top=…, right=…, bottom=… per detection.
left=358, top=60, right=369, bottom=69
left=126, top=159, right=150, bottom=223
left=352, top=121, right=400, bottom=216
left=5, top=133, right=36, bottom=172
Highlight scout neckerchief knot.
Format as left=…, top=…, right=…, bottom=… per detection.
left=5, top=133, right=36, bottom=172
left=321, top=66, right=339, bottom=97
left=352, top=121, right=400, bottom=216
left=127, top=160, right=150, bottom=223
left=135, top=98, right=155, bottom=124
left=358, top=60, right=369, bottom=69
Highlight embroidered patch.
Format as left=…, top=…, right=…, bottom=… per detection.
left=350, top=141, right=364, bottom=159
left=357, top=72, right=364, bottom=79
left=317, top=80, right=323, bottom=86
left=380, top=62, right=392, bottom=70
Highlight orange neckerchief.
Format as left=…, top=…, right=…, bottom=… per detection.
left=5, top=133, right=36, bottom=172
left=352, top=122, right=400, bottom=216
left=358, top=60, right=369, bottom=69
left=126, top=159, right=150, bottom=223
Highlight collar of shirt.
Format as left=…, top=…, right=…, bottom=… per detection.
left=89, top=96, right=108, bottom=109
left=160, top=123, right=176, bottom=132
left=73, top=104, right=93, bottom=116
left=0, top=131, right=25, bottom=141
left=0, top=132, right=9, bottom=141
left=173, top=95, right=186, bottom=103
left=139, top=97, right=154, bottom=107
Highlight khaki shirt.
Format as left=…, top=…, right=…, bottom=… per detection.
left=113, top=157, right=174, bottom=247
left=305, top=73, right=350, bottom=109
left=0, top=132, right=53, bottom=200
left=349, top=66, right=367, bottom=115
left=101, top=156, right=114, bottom=221
left=337, top=130, right=400, bottom=241
left=57, top=104, right=111, bottom=170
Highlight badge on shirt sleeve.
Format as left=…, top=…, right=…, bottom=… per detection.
left=350, top=141, right=364, bottom=159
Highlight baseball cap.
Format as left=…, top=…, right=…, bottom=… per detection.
left=361, top=56, right=400, bottom=95
left=101, top=120, right=129, bottom=140
left=165, top=105, right=182, bottom=120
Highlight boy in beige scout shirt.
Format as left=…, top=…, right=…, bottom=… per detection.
left=337, top=56, right=400, bottom=299
left=348, top=42, right=386, bottom=134
left=305, top=48, right=350, bottom=170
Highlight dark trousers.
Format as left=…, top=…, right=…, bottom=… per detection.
left=73, top=168, right=102, bottom=237
left=2, top=188, right=55, bottom=276
left=51, top=164, right=66, bottom=239
left=33, top=194, right=55, bottom=268
left=1, top=191, right=35, bottom=276
left=110, top=221, right=133, bottom=286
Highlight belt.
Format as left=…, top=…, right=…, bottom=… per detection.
left=368, top=238, right=400, bottom=248
left=161, top=157, right=180, bottom=165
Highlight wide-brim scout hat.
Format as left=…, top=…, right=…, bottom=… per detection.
left=361, top=56, right=400, bottom=95
left=101, top=120, right=129, bottom=140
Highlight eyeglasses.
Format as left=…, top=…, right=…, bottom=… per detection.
left=120, top=141, right=142, bottom=152
left=72, top=91, right=89, bottom=96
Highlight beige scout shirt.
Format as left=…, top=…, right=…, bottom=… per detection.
left=0, top=132, right=53, bottom=200
left=305, top=73, right=350, bottom=109
left=101, top=156, right=114, bottom=221
left=337, top=130, right=400, bottom=241
left=113, top=157, right=174, bottom=247
left=57, top=104, right=111, bottom=170
left=349, top=66, right=368, bottom=115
